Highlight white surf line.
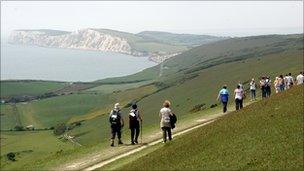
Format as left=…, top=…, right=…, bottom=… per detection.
left=83, top=119, right=217, bottom=171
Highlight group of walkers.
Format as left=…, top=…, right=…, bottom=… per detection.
left=217, top=72, right=304, bottom=113
left=273, top=72, right=304, bottom=93
left=109, top=72, right=303, bottom=147
left=108, top=100, right=176, bottom=146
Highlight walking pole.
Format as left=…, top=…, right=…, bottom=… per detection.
left=140, top=120, right=143, bottom=144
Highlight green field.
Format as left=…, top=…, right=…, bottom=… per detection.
left=107, top=86, right=303, bottom=170
left=0, top=34, right=303, bottom=170
left=0, top=131, right=76, bottom=170
left=0, top=81, right=66, bottom=97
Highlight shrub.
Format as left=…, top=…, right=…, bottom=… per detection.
left=210, top=104, right=218, bottom=108
left=14, top=125, right=24, bottom=131
left=53, top=123, right=66, bottom=135
left=190, top=104, right=206, bottom=113
left=7, top=152, right=16, bottom=161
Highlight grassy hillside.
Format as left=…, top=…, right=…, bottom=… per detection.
left=0, top=81, right=66, bottom=98
left=1, top=34, right=302, bottom=170
left=100, top=34, right=303, bottom=85
left=137, top=31, right=225, bottom=47
left=111, top=86, right=303, bottom=170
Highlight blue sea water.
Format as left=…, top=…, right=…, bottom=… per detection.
left=1, top=43, right=156, bottom=82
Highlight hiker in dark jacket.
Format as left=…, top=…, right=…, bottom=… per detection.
left=129, top=104, right=142, bottom=145
left=109, top=103, right=124, bottom=147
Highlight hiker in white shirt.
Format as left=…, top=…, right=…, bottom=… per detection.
left=283, top=74, right=289, bottom=90
left=159, top=100, right=174, bottom=143
left=249, top=78, right=256, bottom=101
left=296, top=72, right=304, bottom=85
left=234, top=85, right=244, bottom=110
left=286, top=73, right=294, bottom=89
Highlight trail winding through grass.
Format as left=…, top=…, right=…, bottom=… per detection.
left=60, top=104, right=251, bottom=171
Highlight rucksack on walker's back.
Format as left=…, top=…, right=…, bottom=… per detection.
left=129, top=110, right=138, bottom=122
left=170, top=113, right=177, bottom=129
left=109, top=110, right=121, bottom=125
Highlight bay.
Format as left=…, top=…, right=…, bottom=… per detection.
left=0, top=43, right=156, bottom=82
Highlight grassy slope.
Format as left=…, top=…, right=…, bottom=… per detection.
left=0, top=131, right=76, bottom=170
left=99, top=34, right=303, bottom=84
left=116, top=86, right=303, bottom=170
left=0, top=46, right=298, bottom=170
left=134, top=49, right=302, bottom=126
left=137, top=31, right=225, bottom=46
left=1, top=34, right=302, bottom=170
left=0, top=81, right=66, bottom=97
left=85, top=80, right=153, bottom=94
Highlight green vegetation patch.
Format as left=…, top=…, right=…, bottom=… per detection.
left=119, top=86, right=303, bottom=170
left=0, top=81, right=66, bottom=97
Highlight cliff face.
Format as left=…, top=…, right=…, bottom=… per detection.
left=9, top=29, right=133, bottom=55
left=9, top=28, right=221, bottom=63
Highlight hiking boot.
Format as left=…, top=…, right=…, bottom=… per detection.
left=134, top=140, right=138, bottom=144
left=118, top=140, right=123, bottom=145
left=131, top=141, right=135, bottom=145
left=110, top=142, right=114, bottom=147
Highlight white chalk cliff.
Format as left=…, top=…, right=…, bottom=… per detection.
left=9, top=29, right=134, bottom=55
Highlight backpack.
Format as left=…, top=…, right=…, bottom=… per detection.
left=109, top=110, right=121, bottom=125
left=129, top=110, right=139, bottom=125
left=170, top=113, right=177, bottom=129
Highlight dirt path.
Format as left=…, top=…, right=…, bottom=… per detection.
left=59, top=109, right=232, bottom=171
left=84, top=119, right=217, bottom=171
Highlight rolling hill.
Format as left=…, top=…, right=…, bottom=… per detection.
left=104, top=86, right=303, bottom=170
left=0, top=33, right=303, bottom=170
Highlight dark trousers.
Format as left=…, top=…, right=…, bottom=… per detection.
left=235, top=98, right=243, bottom=110
left=250, top=89, right=256, bottom=99
left=161, top=127, right=172, bottom=142
left=266, top=86, right=271, bottom=97
left=111, top=125, right=121, bottom=140
left=261, top=87, right=267, bottom=98
left=130, top=126, right=140, bottom=143
left=222, top=101, right=228, bottom=113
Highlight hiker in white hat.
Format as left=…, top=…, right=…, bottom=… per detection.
left=109, top=103, right=124, bottom=147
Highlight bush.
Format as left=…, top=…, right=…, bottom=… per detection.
left=14, top=125, right=24, bottom=131
left=210, top=104, right=218, bottom=108
left=190, top=104, right=206, bottom=113
left=53, top=123, right=66, bottom=135
left=7, top=152, right=16, bottom=161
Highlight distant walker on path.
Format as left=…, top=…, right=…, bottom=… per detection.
left=234, top=85, right=244, bottom=110
left=217, top=85, right=229, bottom=113
left=249, top=78, right=256, bottom=101
left=109, top=103, right=124, bottom=147
left=129, top=104, right=142, bottom=145
left=159, top=100, right=174, bottom=143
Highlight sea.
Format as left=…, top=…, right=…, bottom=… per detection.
left=0, top=42, right=156, bottom=82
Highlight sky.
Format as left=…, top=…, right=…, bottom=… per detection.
left=1, top=1, right=303, bottom=38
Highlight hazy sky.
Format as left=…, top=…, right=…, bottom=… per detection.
left=1, top=1, right=303, bottom=37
